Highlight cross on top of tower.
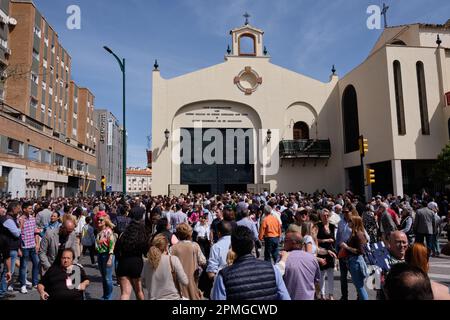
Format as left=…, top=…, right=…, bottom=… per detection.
left=243, top=12, right=251, bottom=25
left=381, top=3, right=390, bottom=28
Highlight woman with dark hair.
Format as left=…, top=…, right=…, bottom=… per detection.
left=399, top=206, right=414, bottom=244
left=340, top=215, right=369, bottom=300
left=113, top=213, right=149, bottom=300
left=317, top=209, right=336, bottom=300
left=152, top=218, right=178, bottom=247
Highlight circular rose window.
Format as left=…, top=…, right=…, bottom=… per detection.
left=234, top=66, right=262, bottom=95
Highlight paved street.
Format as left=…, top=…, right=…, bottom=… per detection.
left=7, top=237, right=450, bottom=301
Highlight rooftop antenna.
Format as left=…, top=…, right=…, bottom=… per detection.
left=147, top=135, right=152, bottom=149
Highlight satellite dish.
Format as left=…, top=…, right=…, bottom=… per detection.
left=8, top=17, right=17, bottom=26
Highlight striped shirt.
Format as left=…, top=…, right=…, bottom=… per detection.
left=20, top=215, right=37, bottom=249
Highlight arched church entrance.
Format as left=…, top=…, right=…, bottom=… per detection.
left=172, top=101, right=262, bottom=194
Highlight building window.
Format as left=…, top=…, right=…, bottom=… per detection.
left=34, top=26, right=41, bottom=38
left=42, top=150, right=52, bottom=164
left=27, top=145, right=41, bottom=162
left=31, top=72, right=39, bottom=84
left=416, top=61, right=430, bottom=135
left=32, top=49, right=40, bottom=61
left=448, top=118, right=450, bottom=140
left=30, top=97, right=38, bottom=109
left=393, top=61, right=406, bottom=135
left=342, top=85, right=360, bottom=153
left=67, top=158, right=74, bottom=169
left=293, top=121, right=310, bottom=140
left=76, top=162, right=84, bottom=171
left=7, top=138, right=24, bottom=156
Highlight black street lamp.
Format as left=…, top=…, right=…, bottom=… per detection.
left=103, top=46, right=126, bottom=195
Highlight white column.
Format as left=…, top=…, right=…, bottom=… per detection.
left=391, top=160, right=404, bottom=197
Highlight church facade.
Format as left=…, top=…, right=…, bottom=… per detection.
left=151, top=20, right=450, bottom=197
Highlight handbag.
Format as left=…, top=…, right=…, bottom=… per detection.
left=169, top=256, right=189, bottom=300
left=338, top=247, right=349, bottom=259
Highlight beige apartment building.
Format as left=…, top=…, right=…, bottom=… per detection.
left=152, top=19, right=450, bottom=197
left=0, top=0, right=98, bottom=197
left=126, top=168, right=152, bottom=195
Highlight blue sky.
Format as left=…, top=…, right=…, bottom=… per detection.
left=33, top=0, right=450, bottom=167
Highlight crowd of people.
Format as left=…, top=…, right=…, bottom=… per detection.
left=0, top=189, right=449, bottom=301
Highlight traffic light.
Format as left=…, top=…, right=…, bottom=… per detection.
left=366, top=168, right=375, bottom=185
left=359, top=136, right=369, bottom=157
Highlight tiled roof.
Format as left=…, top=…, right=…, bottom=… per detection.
left=419, top=19, right=450, bottom=29
left=386, top=19, right=450, bottom=30
left=126, top=169, right=152, bottom=176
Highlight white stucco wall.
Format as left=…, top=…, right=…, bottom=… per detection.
left=151, top=24, right=450, bottom=196
left=386, top=45, right=449, bottom=159
left=152, top=55, right=344, bottom=195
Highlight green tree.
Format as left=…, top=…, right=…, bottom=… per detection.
left=431, top=143, right=450, bottom=186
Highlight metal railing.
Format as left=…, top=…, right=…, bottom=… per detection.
left=279, top=139, right=331, bottom=158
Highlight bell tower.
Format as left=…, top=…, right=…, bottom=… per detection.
left=228, top=13, right=266, bottom=57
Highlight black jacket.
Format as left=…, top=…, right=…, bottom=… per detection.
left=0, top=215, right=20, bottom=251
left=219, top=254, right=278, bottom=300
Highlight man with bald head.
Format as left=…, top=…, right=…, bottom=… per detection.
left=388, top=231, right=408, bottom=263
left=39, top=219, right=78, bottom=274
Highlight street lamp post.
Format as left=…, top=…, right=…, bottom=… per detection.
left=103, top=46, right=126, bottom=196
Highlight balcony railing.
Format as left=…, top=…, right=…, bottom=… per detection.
left=279, top=139, right=331, bottom=159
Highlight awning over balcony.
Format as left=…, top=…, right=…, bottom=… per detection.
left=279, top=139, right=331, bottom=159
